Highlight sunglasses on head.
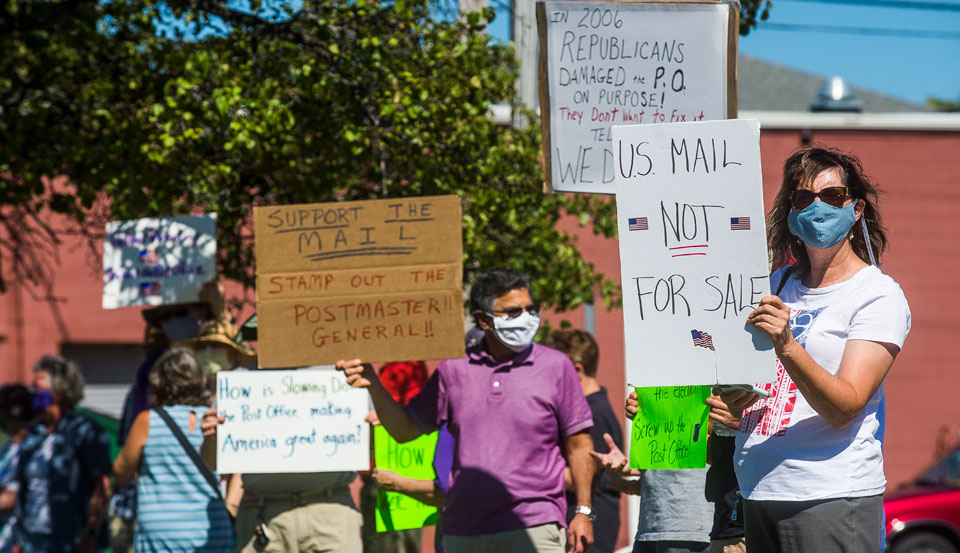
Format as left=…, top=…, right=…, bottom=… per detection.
left=489, top=303, right=541, bottom=319
left=790, top=186, right=850, bottom=210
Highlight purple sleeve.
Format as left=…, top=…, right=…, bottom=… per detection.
left=405, top=365, right=447, bottom=434
left=557, top=356, right=593, bottom=436
left=432, top=424, right=455, bottom=494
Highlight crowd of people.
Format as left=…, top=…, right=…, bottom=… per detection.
left=0, top=146, right=910, bottom=553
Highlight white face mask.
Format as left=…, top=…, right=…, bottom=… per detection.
left=487, top=311, right=541, bottom=352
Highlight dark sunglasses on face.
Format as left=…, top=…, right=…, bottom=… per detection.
left=490, top=303, right=541, bottom=319
left=790, top=186, right=850, bottom=210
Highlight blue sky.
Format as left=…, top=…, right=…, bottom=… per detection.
left=484, top=0, right=960, bottom=105
left=737, top=0, right=960, bottom=104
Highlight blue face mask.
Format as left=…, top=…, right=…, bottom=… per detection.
left=32, top=389, right=55, bottom=411
left=787, top=200, right=858, bottom=249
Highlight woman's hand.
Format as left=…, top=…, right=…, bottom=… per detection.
left=747, top=295, right=795, bottom=354
left=625, top=391, right=638, bottom=420
left=706, top=394, right=741, bottom=431
left=714, top=387, right=760, bottom=419
left=201, top=408, right=224, bottom=438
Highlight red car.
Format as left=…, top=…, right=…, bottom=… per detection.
left=885, top=447, right=960, bottom=553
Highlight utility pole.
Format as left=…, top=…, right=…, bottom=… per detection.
left=512, top=0, right=538, bottom=126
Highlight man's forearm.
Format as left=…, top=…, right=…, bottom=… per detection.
left=366, top=375, right=424, bottom=443
left=391, top=477, right=445, bottom=507
left=567, top=432, right=595, bottom=507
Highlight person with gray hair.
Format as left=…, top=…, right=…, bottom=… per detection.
left=13, top=355, right=111, bottom=553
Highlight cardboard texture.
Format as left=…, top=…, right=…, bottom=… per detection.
left=254, top=196, right=465, bottom=368
left=373, top=426, right=439, bottom=532
left=629, top=385, right=710, bottom=470
left=102, top=213, right=217, bottom=309
left=613, top=119, right=776, bottom=387
left=215, top=369, right=370, bottom=474
left=536, top=0, right=739, bottom=194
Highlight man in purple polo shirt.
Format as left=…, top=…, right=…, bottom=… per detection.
left=337, top=268, right=597, bottom=553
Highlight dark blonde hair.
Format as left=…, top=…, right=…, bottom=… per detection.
left=768, top=146, right=887, bottom=280
left=543, top=329, right=599, bottom=377
left=149, top=348, right=211, bottom=407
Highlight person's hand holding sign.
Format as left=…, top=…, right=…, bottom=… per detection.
left=335, top=359, right=376, bottom=388
left=705, top=395, right=741, bottom=431
left=746, top=295, right=796, bottom=356
left=199, top=407, right=224, bottom=470
left=715, top=388, right=760, bottom=419
left=335, top=359, right=425, bottom=443
left=625, top=390, right=638, bottom=419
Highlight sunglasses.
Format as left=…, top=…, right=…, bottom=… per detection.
left=790, top=186, right=850, bottom=210
left=489, top=303, right=541, bottom=319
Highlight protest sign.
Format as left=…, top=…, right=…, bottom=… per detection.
left=102, top=214, right=217, bottom=309
left=537, top=1, right=738, bottom=194
left=215, top=368, right=369, bottom=474
left=629, top=385, right=710, bottom=470
left=253, top=196, right=465, bottom=368
left=373, top=426, right=438, bottom=532
left=614, top=119, right=776, bottom=386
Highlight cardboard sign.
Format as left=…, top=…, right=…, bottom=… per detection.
left=537, top=1, right=738, bottom=194
left=614, top=119, right=776, bottom=386
left=629, top=385, right=710, bottom=469
left=215, top=368, right=369, bottom=473
left=102, top=214, right=217, bottom=309
left=253, top=196, right=465, bottom=368
left=373, top=426, right=439, bottom=532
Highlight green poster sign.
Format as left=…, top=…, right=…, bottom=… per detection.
left=629, top=386, right=711, bottom=470
left=374, top=426, right=439, bottom=532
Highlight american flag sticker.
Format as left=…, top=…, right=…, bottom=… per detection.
left=139, top=281, right=163, bottom=297
left=691, top=329, right=715, bottom=351
left=730, top=217, right=751, bottom=230
left=139, top=249, right=160, bottom=264
left=628, top=217, right=649, bottom=231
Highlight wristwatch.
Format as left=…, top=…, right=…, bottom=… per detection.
left=574, top=505, right=596, bottom=523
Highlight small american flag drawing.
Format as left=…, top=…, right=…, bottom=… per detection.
left=139, top=281, right=163, bottom=297
left=691, top=329, right=715, bottom=351
left=139, top=249, right=160, bottom=264
left=730, top=217, right=751, bottom=230
left=628, top=217, right=649, bottom=231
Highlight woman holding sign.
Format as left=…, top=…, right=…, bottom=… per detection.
left=113, top=349, right=236, bottom=553
left=721, top=147, right=910, bottom=553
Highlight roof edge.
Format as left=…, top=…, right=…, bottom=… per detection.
left=741, top=111, right=960, bottom=131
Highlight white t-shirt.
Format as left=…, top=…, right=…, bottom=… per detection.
left=734, top=265, right=911, bottom=501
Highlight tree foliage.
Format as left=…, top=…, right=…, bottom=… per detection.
left=1, top=0, right=769, bottom=310
left=927, top=95, right=960, bottom=112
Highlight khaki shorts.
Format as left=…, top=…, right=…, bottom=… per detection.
left=236, top=488, right=362, bottom=553
left=443, top=523, right=567, bottom=553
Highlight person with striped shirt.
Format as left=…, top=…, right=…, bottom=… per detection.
left=113, top=348, right=235, bottom=553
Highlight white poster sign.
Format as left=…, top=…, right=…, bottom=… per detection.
left=538, top=1, right=734, bottom=194
left=102, top=214, right=217, bottom=309
left=216, top=368, right=370, bottom=474
left=614, top=119, right=776, bottom=386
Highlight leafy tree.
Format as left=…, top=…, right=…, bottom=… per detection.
left=1, top=0, right=768, bottom=310
left=927, top=95, right=960, bottom=112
